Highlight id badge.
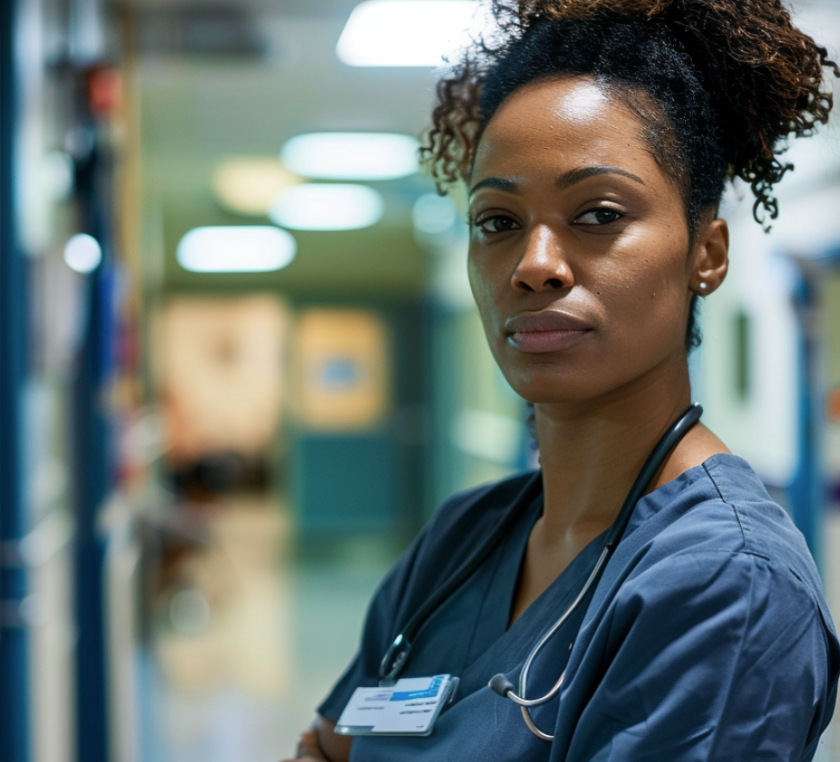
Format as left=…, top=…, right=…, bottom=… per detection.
left=335, top=674, right=459, bottom=737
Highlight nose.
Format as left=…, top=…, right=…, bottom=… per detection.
left=511, top=225, right=574, bottom=293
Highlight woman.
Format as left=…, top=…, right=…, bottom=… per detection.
left=285, top=1, right=840, bottom=759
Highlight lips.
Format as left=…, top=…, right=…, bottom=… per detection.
left=504, top=310, right=593, bottom=353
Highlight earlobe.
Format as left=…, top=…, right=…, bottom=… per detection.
left=692, top=218, right=729, bottom=296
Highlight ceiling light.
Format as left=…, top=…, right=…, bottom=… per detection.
left=280, top=132, right=419, bottom=180
left=268, top=184, right=385, bottom=231
left=211, top=157, right=301, bottom=216
left=337, top=0, right=489, bottom=67
left=64, top=233, right=102, bottom=273
left=177, top=226, right=297, bottom=273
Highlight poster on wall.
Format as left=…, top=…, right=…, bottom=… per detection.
left=293, top=308, right=389, bottom=432
left=154, top=295, right=289, bottom=463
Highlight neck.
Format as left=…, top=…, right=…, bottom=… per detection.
left=533, top=353, right=693, bottom=544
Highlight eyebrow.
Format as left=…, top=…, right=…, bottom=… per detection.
left=557, top=166, right=645, bottom=189
left=469, top=176, right=519, bottom=195
left=469, top=165, right=646, bottom=196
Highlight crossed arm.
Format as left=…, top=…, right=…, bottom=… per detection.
left=280, top=716, right=352, bottom=762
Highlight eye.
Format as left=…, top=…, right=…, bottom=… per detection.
left=575, top=208, right=624, bottom=226
left=474, top=214, right=521, bottom=234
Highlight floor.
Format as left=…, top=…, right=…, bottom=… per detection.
left=149, top=495, right=398, bottom=762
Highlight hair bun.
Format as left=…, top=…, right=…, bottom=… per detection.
left=502, top=0, right=839, bottom=222
left=425, top=0, right=838, bottom=225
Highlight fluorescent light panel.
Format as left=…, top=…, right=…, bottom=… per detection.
left=337, top=0, right=485, bottom=67
left=177, top=226, right=297, bottom=273
left=280, top=132, right=419, bottom=180
left=269, top=184, right=385, bottom=231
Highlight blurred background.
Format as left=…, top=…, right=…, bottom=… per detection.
left=0, top=0, right=839, bottom=761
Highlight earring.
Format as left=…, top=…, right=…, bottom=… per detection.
left=699, top=282, right=708, bottom=292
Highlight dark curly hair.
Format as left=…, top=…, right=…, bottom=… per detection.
left=421, top=0, right=838, bottom=347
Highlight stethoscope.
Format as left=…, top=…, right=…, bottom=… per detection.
left=379, top=403, right=703, bottom=742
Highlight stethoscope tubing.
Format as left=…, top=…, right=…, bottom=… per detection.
left=378, top=403, right=703, bottom=743
left=512, top=545, right=610, bottom=740
left=515, top=545, right=611, bottom=707
left=496, top=403, right=704, bottom=740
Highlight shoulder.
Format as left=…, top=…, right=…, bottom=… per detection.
left=699, top=454, right=812, bottom=569
left=624, top=454, right=819, bottom=580
left=609, top=453, right=836, bottom=650
left=562, top=456, right=839, bottom=758
left=578, top=454, right=839, bottom=704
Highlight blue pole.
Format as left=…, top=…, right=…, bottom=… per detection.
left=788, top=272, right=822, bottom=569
left=0, top=0, right=31, bottom=759
left=70, top=103, right=116, bottom=762
left=72, top=269, right=112, bottom=762
left=789, top=249, right=840, bottom=574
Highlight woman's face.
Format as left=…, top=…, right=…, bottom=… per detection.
left=468, top=75, right=713, bottom=405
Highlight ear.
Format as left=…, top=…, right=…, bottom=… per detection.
left=690, top=217, right=729, bottom=296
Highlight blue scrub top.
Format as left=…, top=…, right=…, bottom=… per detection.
left=319, top=454, right=840, bottom=761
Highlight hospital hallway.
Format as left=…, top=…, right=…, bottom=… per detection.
left=3, top=0, right=840, bottom=761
